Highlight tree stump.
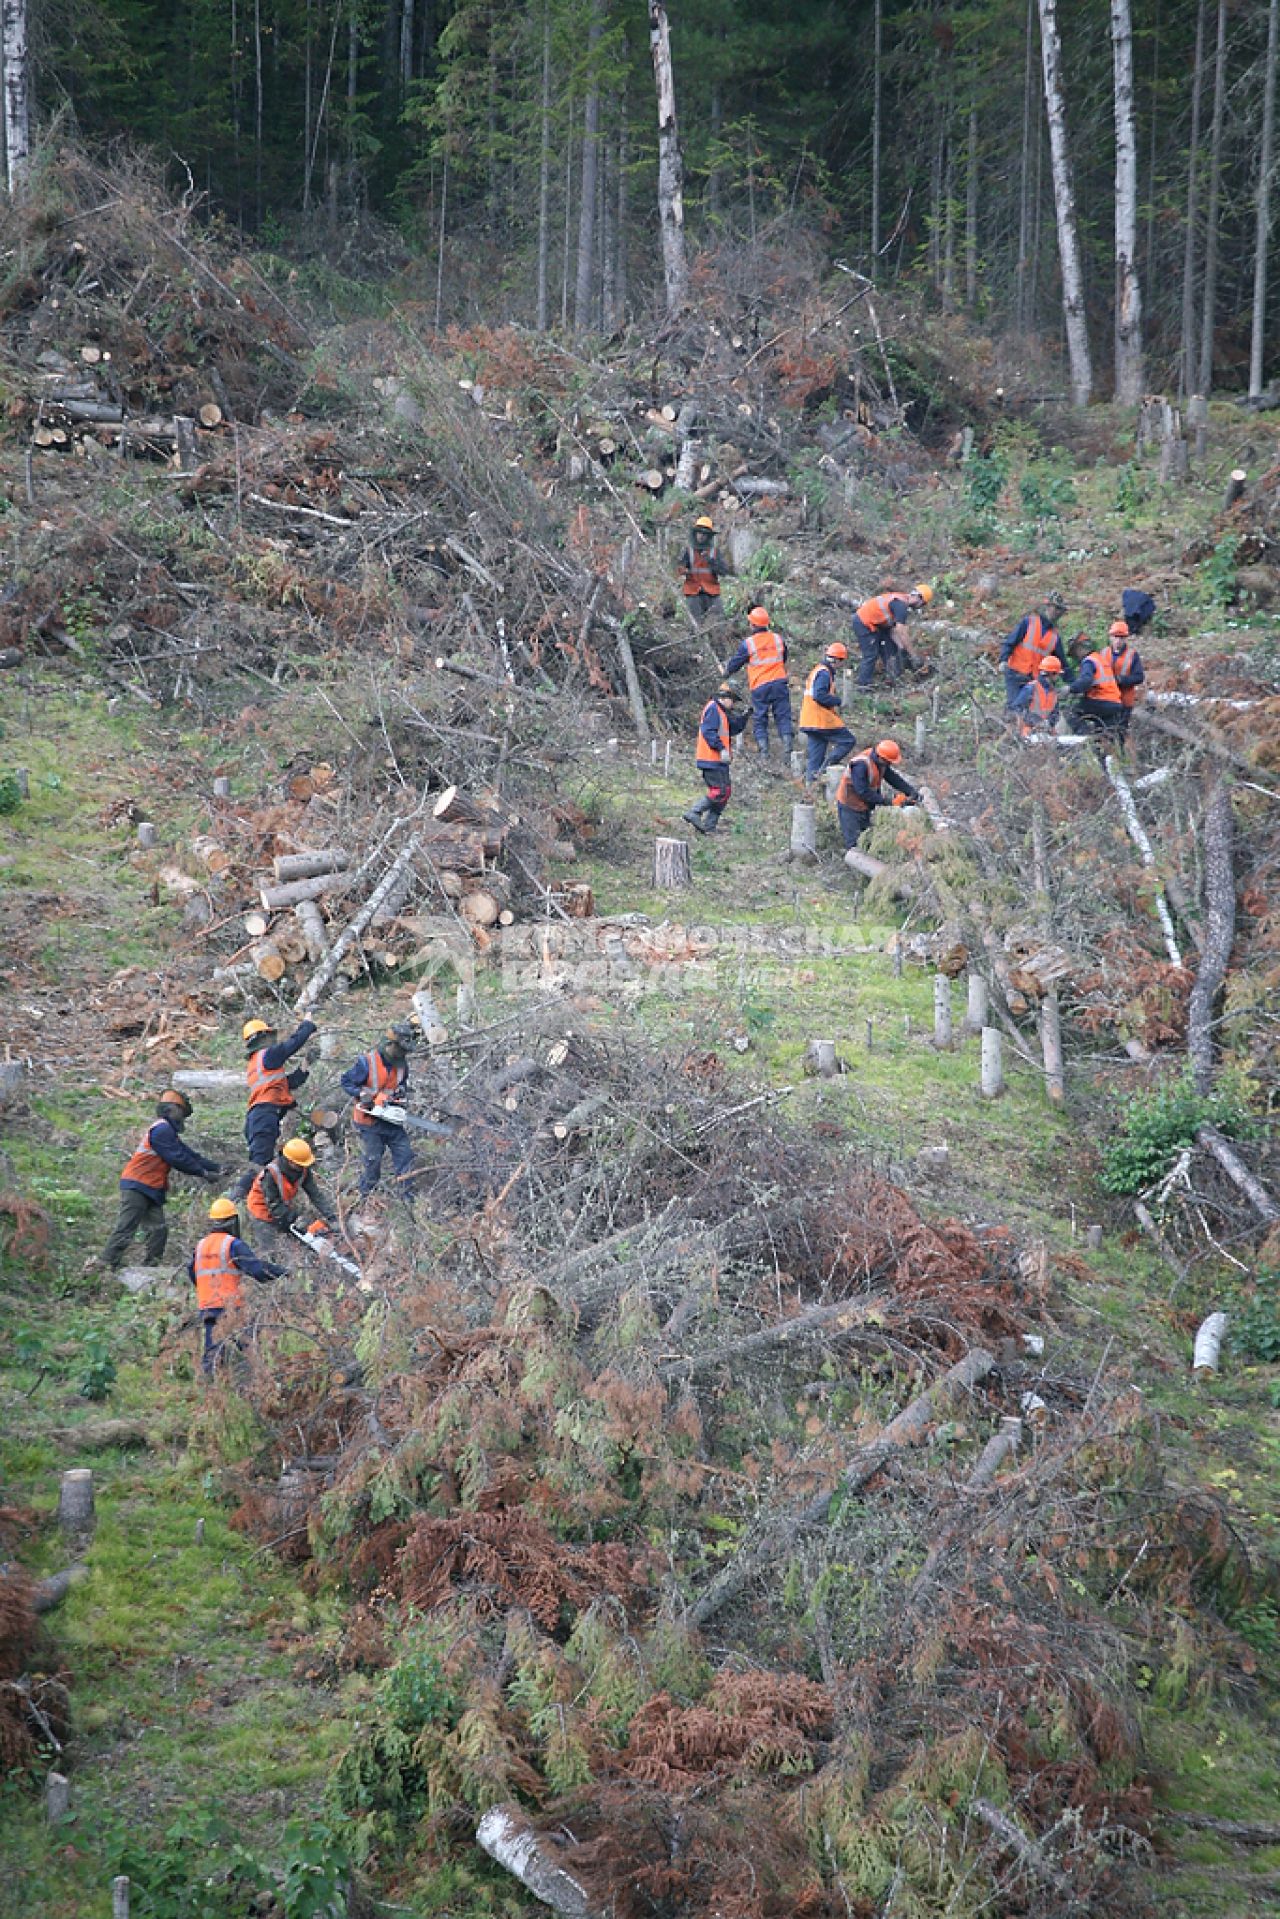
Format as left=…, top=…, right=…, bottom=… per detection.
left=824, top=765, right=844, bottom=802
left=812, top=1039, right=838, bottom=1079
left=964, top=974, right=989, bottom=1032
left=980, top=1027, right=1004, bottom=1099
left=1085, top=1224, right=1103, bottom=1249
left=914, top=714, right=928, bottom=758
left=45, top=1772, right=71, bottom=1824
left=789, top=804, right=817, bottom=863
left=933, top=974, right=953, bottom=1050
left=654, top=837, right=692, bottom=889
left=136, top=821, right=157, bottom=850
left=1224, top=468, right=1248, bottom=510
left=212, top=776, right=231, bottom=800
left=1193, top=1311, right=1227, bottom=1374
left=112, top=1876, right=131, bottom=1919
left=57, top=1468, right=95, bottom=1538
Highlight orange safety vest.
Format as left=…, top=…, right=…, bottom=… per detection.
left=1020, top=679, right=1059, bottom=735
left=682, top=546, right=721, bottom=597
left=193, top=1231, right=243, bottom=1312
left=247, top=1161, right=300, bottom=1222
left=1083, top=645, right=1138, bottom=707
left=742, top=627, right=787, bottom=690
left=1006, top=614, right=1060, bottom=678
left=695, top=698, right=733, bottom=765
left=351, top=1051, right=406, bottom=1125
left=836, top=749, right=882, bottom=812
left=853, top=594, right=899, bottom=632
left=245, top=1047, right=293, bottom=1109
left=800, top=663, right=843, bottom=731
left=120, top=1124, right=171, bottom=1193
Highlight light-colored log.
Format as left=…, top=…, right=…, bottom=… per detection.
left=170, top=1069, right=243, bottom=1097
left=966, top=1416, right=1023, bottom=1492
left=112, top=1876, right=131, bottom=1919
left=980, top=1026, right=1003, bottom=1099
left=251, top=940, right=287, bottom=983
left=476, top=1805, right=604, bottom=1919
left=243, top=911, right=269, bottom=939
left=461, top=889, right=500, bottom=928
left=259, top=872, right=352, bottom=912
left=971, top=1798, right=1072, bottom=1896
left=1105, top=755, right=1183, bottom=967
left=136, top=822, right=157, bottom=849
left=198, top=403, right=223, bottom=429
left=271, top=849, right=351, bottom=882
left=654, top=836, right=692, bottom=889
left=411, top=988, right=448, bottom=1046
left=294, top=898, right=328, bottom=962
left=1193, top=1311, right=1227, bottom=1374
left=1039, top=985, right=1065, bottom=1103
left=1195, top=1124, right=1279, bottom=1222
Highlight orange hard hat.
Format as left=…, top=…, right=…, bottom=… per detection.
left=875, top=739, right=902, bottom=763
left=1109, top=621, right=1130, bottom=641
left=694, top=515, right=714, bottom=531
left=1038, top=657, right=1063, bottom=674
left=826, top=643, right=849, bottom=661
left=282, top=1138, right=315, bottom=1168
left=748, top=606, right=771, bottom=629
left=914, top=583, right=934, bottom=604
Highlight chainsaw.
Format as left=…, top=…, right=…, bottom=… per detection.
left=289, top=1223, right=366, bottom=1282
left=367, top=1103, right=458, bottom=1140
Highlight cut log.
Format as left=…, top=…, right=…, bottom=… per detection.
left=1162, top=1812, right=1280, bottom=1845
left=551, top=1094, right=610, bottom=1141
left=1224, top=468, right=1248, bottom=510
left=32, top=1566, right=87, bottom=1614
left=1195, top=1124, right=1280, bottom=1222
left=461, top=889, right=501, bottom=928
left=637, top=467, right=665, bottom=492
left=964, top=974, right=989, bottom=1032
left=295, top=837, right=422, bottom=1012
left=980, top=1027, right=1003, bottom=1099
left=790, top=803, right=817, bottom=862
left=1188, top=782, right=1235, bottom=1096
left=966, top=1416, right=1023, bottom=1492
left=1105, top=756, right=1183, bottom=967
left=251, top=940, right=287, bottom=984
left=476, top=1806, right=604, bottom=1919
left=411, top=988, right=448, bottom=1045
left=170, top=1069, right=243, bottom=1098
left=662, top=1299, right=874, bottom=1383
left=1192, top=1310, right=1227, bottom=1373
left=243, top=911, right=269, bottom=939
left=272, top=849, right=351, bottom=883
left=432, top=785, right=498, bottom=828
left=729, top=475, right=791, bottom=498
left=57, top=1469, right=95, bottom=1538
left=259, top=872, right=352, bottom=912
left=654, top=837, right=692, bottom=890
left=48, top=1419, right=150, bottom=1450
left=198, top=403, right=223, bottom=429
left=294, top=898, right=328, bottom=963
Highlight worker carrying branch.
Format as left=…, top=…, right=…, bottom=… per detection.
left=240, top=1137, right=335, bottom=1241
left=850, top=584, right=933, bottom=688
left=835, top=739, right=920, bottom=849
left=798, top=642, right=855, bottom=789
left=340, top=1023, right=419, bottom=1197
left=1010, top=656, right=1063, bottom=739
left=101, top=1091, right=223, bottom=1271
left=683, top=682, right=748, bottom=835
left=189, top=1196, right=284, bottom=1378
left=1071, top=621, right=1144, bottom=743
left=723, top=606, right=793, bottom=763
left=242, top=1016, right=318, bottom=1166
left=999, top=592, right=1068, bottom=709
left=677, top=516, right=724, bottom=621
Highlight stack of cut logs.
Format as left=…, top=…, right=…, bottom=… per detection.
left=30, top=349, right=224, bottom=468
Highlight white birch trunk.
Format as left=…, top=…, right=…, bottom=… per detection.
left=1038, top=0, right=1093, bottom=404
left=2, top=0, right=31, bottom=196
left=1249, top=0, right=1280, bottom=397
left=647, top=1, right=688, bottom=317
left=1111, top=0, right=1145, bottom=403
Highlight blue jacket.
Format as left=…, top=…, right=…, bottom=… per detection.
left=804, top=663, right=841, bottom=712
left=723, top=634, right=790, bottom=678
left=1010, top=679, right=1061, bottom=728
left=698, top=701, right=749, bottom=760
left=998, top=616, right=1067, bottom=671
left=341, top=1050, right=409, bottom=1110
left=1072, top=647, right=1145, bottom=697
left=122, top=1119, right=218, bottom=1198
left=187, top=1235, right=283, bottom=1292
left=842, top=755, right=918, bottom=809
left=254, top=1019, right=316, bottom=1082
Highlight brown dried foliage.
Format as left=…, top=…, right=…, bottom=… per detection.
left=620, top=1670, right=832, bottom=1790
left=398, top=1507, right=641, bottom=1631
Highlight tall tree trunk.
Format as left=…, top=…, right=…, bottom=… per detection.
left=1111, top=0, right=1145, bottom=403
left=536, top=0, right=551, bottom=331
left=2, top=0, right=31, bottom=195
left=304, top=0, right=314, bottom=211
left=1038, top=0, right=1093, bottom=405
left=231, top=0, right=243, bottom=222
left=434, top=151, right=448, bottom=332
left=1016, top=0, right=1035, bottom=328
left=253, top=0, right=264, bottom=226
left=870, top=0, right=883, bottom=272
left=965, top=104, right=979, bottom=311
left=1180, top=0, right=1207, bottom=399
left=708, top=79, right=722, bottom=219
left=574, top=0, right=603, bottom=334
left=942, top=138, right=956, bottom=311
left=1199, top=0, right=1227, bottom=394
left=601, top=93, right=616, bottom=331
left=1249, top=0, right=1280, bottom=397
left=647, top=0, right=688, bottom=317
left=347, top=0, right=360, bottom=208
left=400, top=0, right=414, bottom=89
left=928, top=110, right=944, bottom=293
left=561, top=92, right=574, bottom=329
left=486, top=9, right=498, bottom=223
left=616, top=95, right=628, bottom=324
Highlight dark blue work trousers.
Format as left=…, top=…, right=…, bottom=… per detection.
left=356, top=1118, right=415, bottom=1196
left=245, top=1103, right=289, bottom=1166
left=750, top=679, right=794, bottom=754
left=803, top=726, right=856, bottom=781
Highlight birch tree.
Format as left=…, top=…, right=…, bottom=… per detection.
left=1037, top=0, right=1093, bottom=405
left=3, top=0, right=32, bottom=196
left=648, top=0, right=688, bottom=317
left=1249, top=0, right=1279, bottom=397
left=1111, top=0, right=1145, bottom=403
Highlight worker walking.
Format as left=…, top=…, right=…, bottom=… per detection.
left=683, top=682, right=748, bottom=835
left=851, top=585, right=933, bottom=688
left=678, top=516, right=724, bottom=620
left=1120, top=588, right=1156, bottom=636
left=999, top=593, right=1068, bottom=709
left=798, top=643, right=855, bottom=788
left=1071, top=622, right=1145, bottom=743
left=242, top=1016, right=318, bottom=1166
left=1010, top=657, right=1064, bottom=739
left=723, top=606, right=793, bottom=763
left=189, top=1196, right=284, bottom=1378
left=241, top=1137, right=334, bottom=1242
left=101, top=1091, right=222, bottom=1270
left=835, top=740, right=920, bottom=849
left=341, top=1023, right=418, bottom=1198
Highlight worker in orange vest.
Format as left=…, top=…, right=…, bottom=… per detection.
left=798, top=643, right=856, bottom=788
left=677, top=516, right=724, bottom=620
left=101, top=1090, right=223, bottom=1270
left=1009, top=657, right=1064, bottom=739
left=189, top=1196, right=284, bottom=1376
left=340, top=1023, right=418, bottom=1196
left=998, top=593, right=1068, bottom=708
left=851, top=585, right=933, bottom=687
left=683, top=681, right=747, bottom=834
left=242, top=1015, right=318, bottom=1166
left=241, top=1137, right=334, bottom=1241
left=1071, top=622, right=1145, bottom=742
left=723, top=605, right=793, bottom=762
left=835, top=740, right=920, bottom=849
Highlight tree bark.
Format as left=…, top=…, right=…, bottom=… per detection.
left=1196, top=1124, right=1279, bottom=1223
left=1038, top=0, right=1093, bottom=405
left=1016, top=0, right=1036, bottom=328
left=476, top=1805, right=604, bottom=1919
left=965, top=105, right=979, bottom=311
left=1249, top=0, right=1279, bottom=397
left=790, top=803, right=817, bottom=862
left=1188, top=782, right=1234, bottom=1094
left=536, top=0, right=552, bottom=330
left=647, top=2, right=688, bottom=317
left=870, top=0, right=883, bottom=271
left=615, top=90, right=628, bottom=324
left=662, top=1301, right=875, bottom=1385
left=1105, top=756, right=1183, bottom=967
left=1110, top=0, right=1144, bottom=402
left=1198, top=0, right=1227, bottom=395
left=573, top=0, right=604, bottom=334
left=295, top=836, right=422, bottom=1012
left=273, top=849, right=350, bottom=882
left=653, top=837, right=691, bottom=889
left=1180, top=0, right=1208, bottom=400
left=2, top=0, right=32, bottom=196
left=57, top=1469, right=95, bottom=1539
left=260, top=872, right=352, bottom=911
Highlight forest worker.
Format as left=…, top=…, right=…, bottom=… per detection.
left=1071, top=621, right=1145, bottom=743
left=682, top=681, right=748, bottom=835
left=1010, top=656, right=1064, bottom=740
left=242, top=1015, right=318, bottom=1167
left=1120, top=587, right=1156, bottom=636
left=835, top=739, right=921, bottom=850
left=340, top=1023, right=418, bottom=1197
left=189, top=1196, right=284, bottom=1378
left=723, top=605, right=794, bottom=763
left=798, top=642, right=856, bottom=789
left=677, top=515, right=724, bottom=620
left=998, top=591, right=1068, bottom=709
left=850, top=584, right=933, bottom=688
left=100, top=1090, right=223, bottom=1271
left=241, top=1137, right=335, bottom=1243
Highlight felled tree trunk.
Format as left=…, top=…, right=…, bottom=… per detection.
left=1196, top=1124, right=1279, bottom=1222
left=295, top=836, right=421, bottom=1013
left=476, top=1805, right=604, bottom=1919
left=1188, top=781, right=1235, bottom=1095
left=273, top=849, right=350, bottom=882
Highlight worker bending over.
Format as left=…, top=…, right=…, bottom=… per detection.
left=341, top=1023, right=417, bottom=1197
left=242, top=1016, right=318, bottom=1166
left=798, top=643, right=855, bottom=788
left=683, top=682, right=747, bottom=835
left=1072, top=622, right=1144, bottom=743
left=1010, top=657, right=1064, bottom=739
left=678, top=516, right=724, bottom=620
left=723, top=606, right=793, bottom=763
left=850, top=585, right=933, bottom=688
left=999, top=593, right=1068, bottom=709
left=1120, top=588, right=1155, bottom=636
left=836, top=740, right=920, bottom=849
left=190, top=1196, right=284, bottom=1377
left=242, top=1137, right=334, bottom=1241
left=101, top=1091, right=222, bottom=1270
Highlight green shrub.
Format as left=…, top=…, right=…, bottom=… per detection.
left=1201, top=534, right=1239, bottom=609
left=1099, top=1078, right=1248, bottom=1197
left=0, top=773, right=22, bottom=814
left=1232, top=1280, right=1280, bottom=1365
left=77, top=1331, right=117, bottom=1401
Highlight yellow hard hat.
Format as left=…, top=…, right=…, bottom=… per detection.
left=242, top=1018, right=273, bottom=1042
left=282, top=1138, right=315, bottom=1168
left=694, top=515, right=714, bottom=530
left=208, top=1196, right=238, bottom=1222
left=914, top=583, right=934, bottom=605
